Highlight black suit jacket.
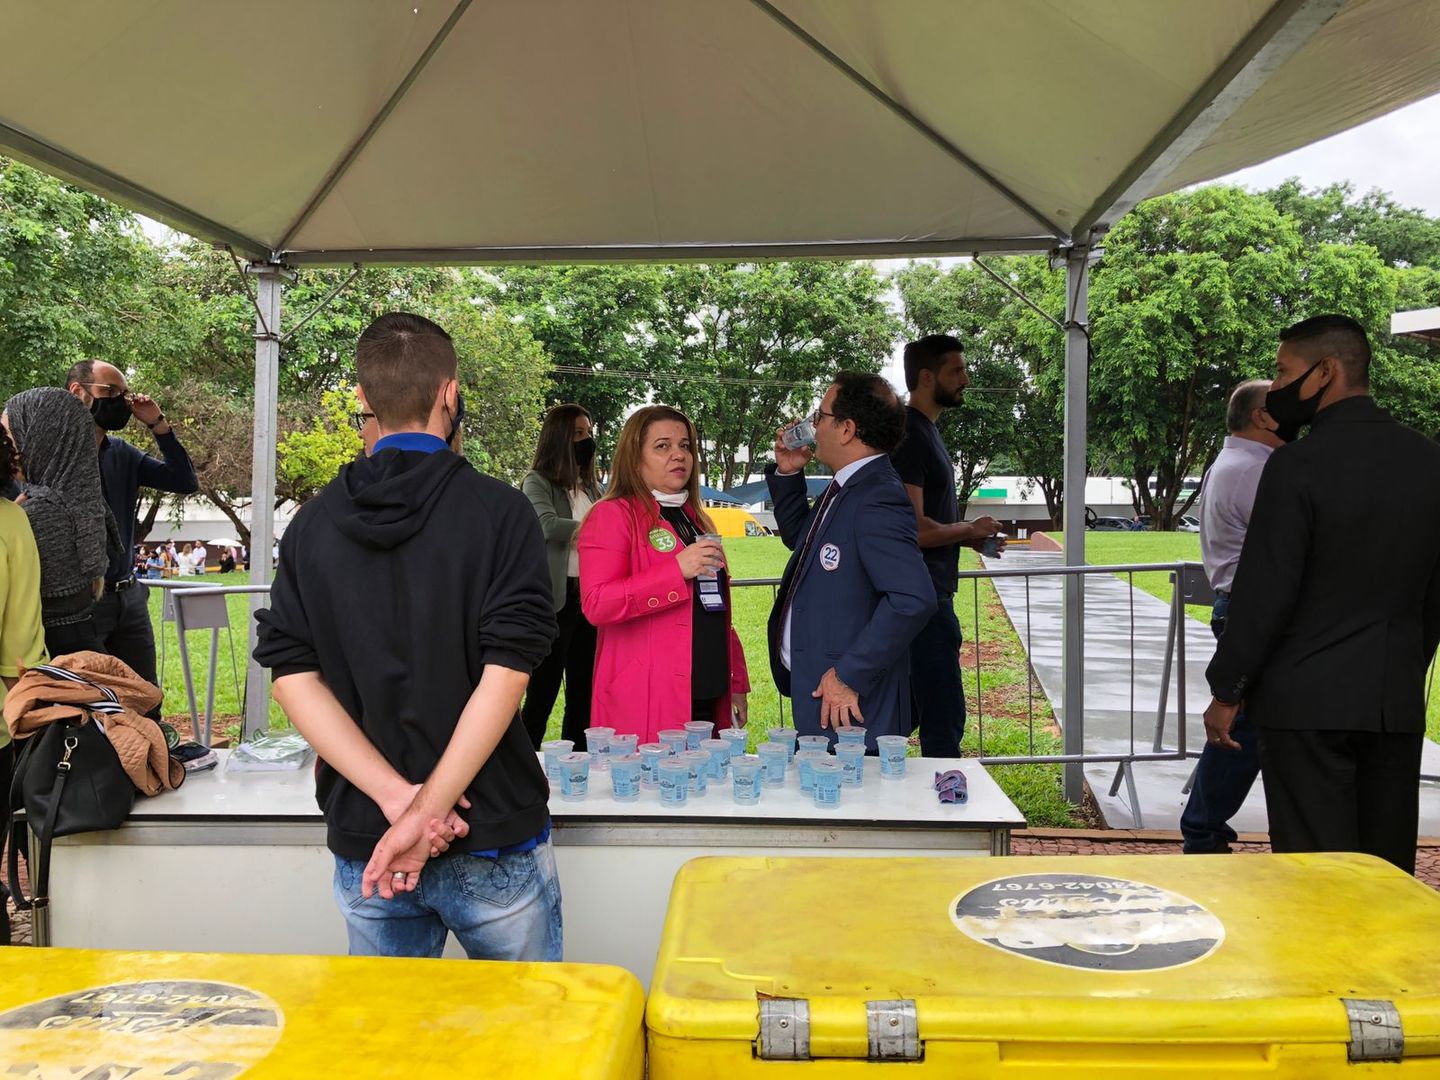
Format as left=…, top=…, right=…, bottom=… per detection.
left=1206, top=396, right=1440, bottom=732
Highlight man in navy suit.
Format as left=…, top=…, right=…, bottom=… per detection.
left=766, top=372, right=937, bottom=748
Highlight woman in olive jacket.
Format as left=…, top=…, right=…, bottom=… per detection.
left=519, top=404, right=603, bottom=749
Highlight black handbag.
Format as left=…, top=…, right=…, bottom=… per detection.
left=7, top=712, right=135, bottom=914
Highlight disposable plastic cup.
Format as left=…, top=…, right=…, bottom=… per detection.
left=658, top=758, right=689, bottom=807
left=758, top=741, right=789, bottom=786
left=679, top=749, right=711, bottom=795
left=608, top=753, right=642, bottom=802
left=767, top=726, right=798, bottom=761
left=700, top=738, right=733, bottom=779
left=609, top=733, right=639, bottom=757
left=658, top=730, right=688, bottom=756
left=541, top=739, right=573, bottom=784
left=731, top=756, right=762, bottom=805
left=684, top=720, right=714, bottom=750
left=796, top=750, right=828, bottom=794
left=697, top=533, right=724, bottom=582
left=584, top=726, right=615, bottom=770
left=876, top=735, right=909, bottom=779
left=719, top=727, right=749, bottom=759
left=836, top=743, right=866, bottom=786
left=639, top=743, right=668, bottom=789
left=797, top=735, right=830, bottom=756
left=836, top=728, right=868, bottom=751
left=811, top=758, right=842, bottom=807
left=557, top=752, right=590, bottom=801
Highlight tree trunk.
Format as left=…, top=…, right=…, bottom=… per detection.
left=134, top=493, right=165, bottom=543
left=202, top=487, right=252, bottom=550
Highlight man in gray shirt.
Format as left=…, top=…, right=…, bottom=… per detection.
left=1181, top=379, right=1285, bottom=853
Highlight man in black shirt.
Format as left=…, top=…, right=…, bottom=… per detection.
left=66, top=360, right=198, bottom=705
left=255, top=312, right=560, bottom=958
left=891, top=335, right=1003, bottom=757
left=1205, top=314, right=1440, bottom=874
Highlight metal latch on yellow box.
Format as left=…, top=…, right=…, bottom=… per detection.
left=757, top=999, right=921, bottom=1062
left=1345, top=998, right=1404, bottom=1062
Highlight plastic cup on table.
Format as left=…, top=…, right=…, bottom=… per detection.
left=679, top=749, right=711, bottom=795
left=608, top=753, right=642, bottom=802
left=758, top=741, right=789, bottom=786
left=835, top=743, right=865, bottom=786
left=584, top=726, right=615, bottom=770
left=719, top=727, right=748, bottom=760
left=811, top=758, right=842, bottom=808
left=639, top=743, right=668, bottom=789
left=684, top=720, right=714, bottom=751
left=767, top=726, right=798, bottom=761
left=796, top=750, right=828, bottom=795
left=540, top=739, right=574, bottom=785
left=836, top=728, right=867, bottom=752
left=876, top=735, right=909, bottom=779
left=797, top=735, right=830, bottom=756
left=658, top=729, right=688, bottom=757
left=700, top=738, right=733, bottom=780
left=609, top=733, right=639, bottom=757
left=658, top=758, right=690, bottom=807
left=557, top=752, right=590, bottom=801
left=731, top=755, right=762, bottom=805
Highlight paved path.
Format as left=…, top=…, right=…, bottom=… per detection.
left=984, top=550, right=1440, bottom=834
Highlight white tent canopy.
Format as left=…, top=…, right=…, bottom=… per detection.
left=3, top=0, right=1439, bottom=262
left=5, top=0, right=1440, bottom=771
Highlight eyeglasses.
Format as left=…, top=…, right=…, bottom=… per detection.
left=351, top=411, right=375, bottom=433
left=81, top=383, right=128, bottom=399
left=810, top=408, right=837, bottom=425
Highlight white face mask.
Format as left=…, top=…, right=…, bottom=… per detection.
left=651, top=489, right=689, bottom=508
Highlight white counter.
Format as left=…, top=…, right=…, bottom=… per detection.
left=49, top=753, right=1023, bottom=986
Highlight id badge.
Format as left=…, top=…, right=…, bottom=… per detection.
left=697, top=577, right=727, bottom=613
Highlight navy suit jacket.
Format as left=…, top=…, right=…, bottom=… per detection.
left=765, top=458, right=937, bottom=744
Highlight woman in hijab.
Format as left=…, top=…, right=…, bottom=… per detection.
left=2, top=387, right=119, bottom=657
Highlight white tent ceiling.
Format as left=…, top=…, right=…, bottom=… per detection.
left=3, top=0, right=1439, bottom=264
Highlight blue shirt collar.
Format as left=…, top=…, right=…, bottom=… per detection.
left=371, top=432, right=448, bottom=455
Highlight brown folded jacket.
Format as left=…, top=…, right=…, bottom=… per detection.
left=3, top=651, right=184, bottom=797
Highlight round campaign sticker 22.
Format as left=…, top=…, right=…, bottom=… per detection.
left=950, top=872, right=1225, bottom=972
left=0, top=980, right=284, bottom=1078
left=648, top=527, right=677, bottom=553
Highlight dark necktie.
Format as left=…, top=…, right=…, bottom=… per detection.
left=778, top=480, right=840, bottom=629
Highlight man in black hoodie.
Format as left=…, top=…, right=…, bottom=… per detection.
left=255, top=312, right=560, bottom=959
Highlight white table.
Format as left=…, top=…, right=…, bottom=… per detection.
left=47, top=753, right=1023, bottom=986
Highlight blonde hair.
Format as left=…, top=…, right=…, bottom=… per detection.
left=593, top=405, right=713, bottom=533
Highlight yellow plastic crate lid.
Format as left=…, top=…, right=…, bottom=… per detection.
left=648, top=853, right=1440, bottom=1066
left=0, top=947, right=644, bottom=1078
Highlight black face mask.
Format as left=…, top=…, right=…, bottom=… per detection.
left=446, top=390, right=466, bottom=444
left=574, top=436, right=597, bottom=470
left=1264, top=361, right=1324, bottom=443
left=89, top=394, right=133, bottom=431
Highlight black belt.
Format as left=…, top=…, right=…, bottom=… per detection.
left=105, top=576, right=137, bottom=594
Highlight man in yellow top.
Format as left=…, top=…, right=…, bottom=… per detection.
left=0, top=422, right=49, bottom=803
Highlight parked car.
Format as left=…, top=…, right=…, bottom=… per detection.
left=1088, top=516, right=1134, bottom=532
left=1177, top=515, right=1201, bottom=533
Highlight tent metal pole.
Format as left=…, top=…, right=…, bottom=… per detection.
left=243, top=262, right=287, bottom=744
left=1061, top=244, right=1091, bottom=804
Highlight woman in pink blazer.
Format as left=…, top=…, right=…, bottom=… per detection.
left=579, top=405, right=749, bottom=743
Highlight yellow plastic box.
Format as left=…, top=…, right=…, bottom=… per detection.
left=647, top=853, right=1440, bottom=1077
left=0, top=947, right=644, bottom=1078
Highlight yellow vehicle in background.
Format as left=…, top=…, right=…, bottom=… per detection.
left=705, top=506, right=769, bottom=538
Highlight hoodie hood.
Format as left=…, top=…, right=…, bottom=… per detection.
left=324, top=448, right=467, bottom=550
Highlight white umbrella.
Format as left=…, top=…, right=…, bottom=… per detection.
left=207, top=537, right=243, bottom=548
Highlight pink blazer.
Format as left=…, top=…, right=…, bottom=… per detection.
left=579, top=496, right=750, bottom=743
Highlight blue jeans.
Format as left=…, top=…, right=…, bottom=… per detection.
left=1180, top=594, right=1262, bottom=853
left=909, top=596, right=966, bottom=757
left=333, top=840, right=563, bottom=960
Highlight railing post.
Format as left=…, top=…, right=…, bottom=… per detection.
left=1060, top=243, right=1092, bottom=804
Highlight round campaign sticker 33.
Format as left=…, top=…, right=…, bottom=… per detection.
left=949, top=872, right=1225, bottom=972
left=648, top=527, right=677, bottom=553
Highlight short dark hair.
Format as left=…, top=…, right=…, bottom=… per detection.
left=355, top=312, right=458, bottom=427
left=64, top=360, right=95, bottom=388
left=902, top=334, right=964, bottom=392
left=831, top=371, right=907, bottom=454
left=1279, top=314, right=1370, bottom=386
left=1226, top=379, right=1271, bottom=433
